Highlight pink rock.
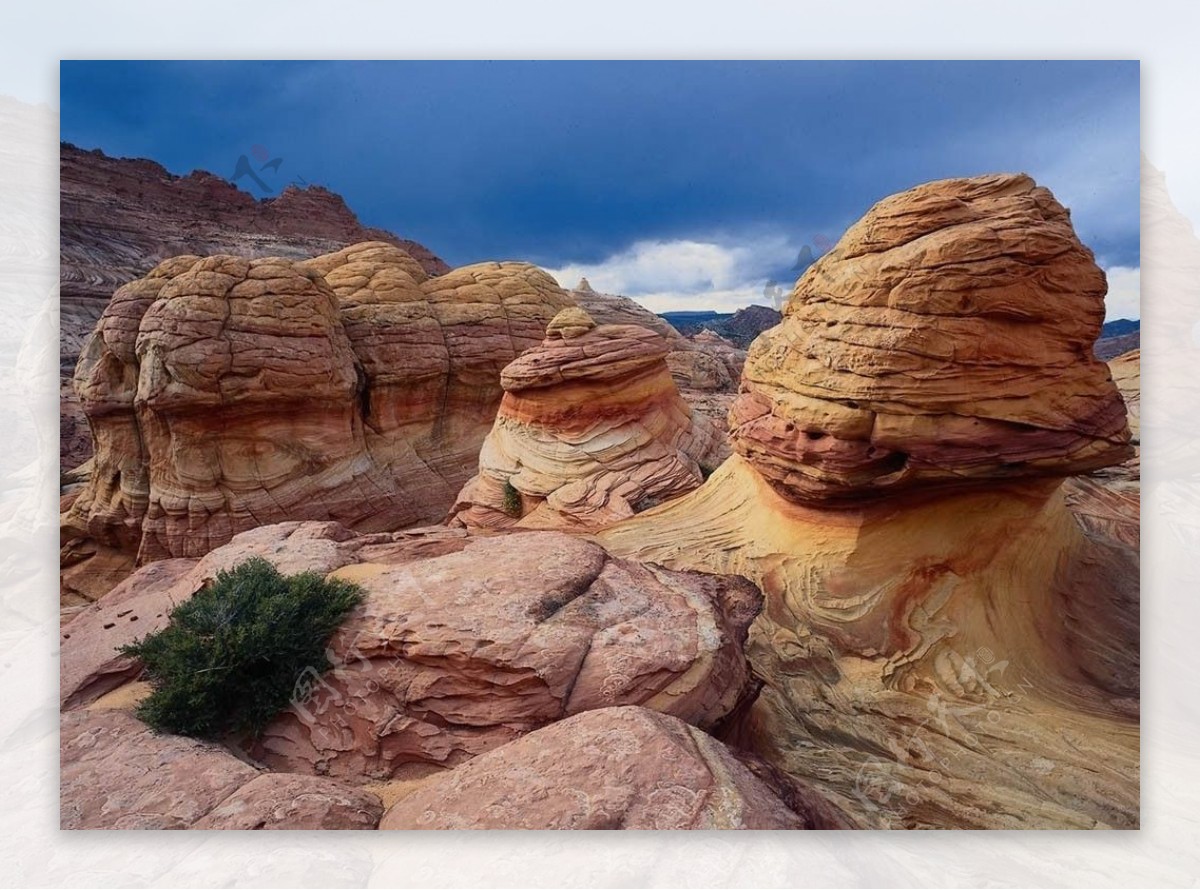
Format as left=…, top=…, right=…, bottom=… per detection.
left=379, top=707, right=806, bottom=830
left=191, top=773, right=383, bottom=830
left=253, top=531, right=760, bottom=778
left=60, top=709, right=258, bottom=830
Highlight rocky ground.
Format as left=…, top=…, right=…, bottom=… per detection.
left=59, top=171, right=1141, bottom=830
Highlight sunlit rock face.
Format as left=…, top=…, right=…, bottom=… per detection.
left=61, top=243, right=571, bottom=601
left=600, top=174, right=1140, bottom=829
left=731, top=173, right=1132, bottom=506
left=449, top=309, right=726, bottom=531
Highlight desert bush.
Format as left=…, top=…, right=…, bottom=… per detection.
left=501, top=478, right=523, bottom=517
left=120, top=557, right=363, bottom=739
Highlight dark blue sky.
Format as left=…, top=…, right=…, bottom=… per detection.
left=60, top=61, right=1140, bottom=314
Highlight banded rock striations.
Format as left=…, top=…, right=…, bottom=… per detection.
left=600, top=174, right=1140, bottom=829
left=569, top=279, right=744, bottom=445
left=730, top=173, right=1132, bottom=506
left=60, top=244, right=570, bottom=602
left=449, top=309, right=726, bottom=530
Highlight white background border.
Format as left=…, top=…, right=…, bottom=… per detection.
left=1, top=2, right=1196, bottom=886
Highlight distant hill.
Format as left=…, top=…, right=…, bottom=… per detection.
left=1095, top=319, right=1140, bottom=360
left=1101, top=318, right=1139, bottom=339
left=59, top=142, right=449, bottom=374
left=660, top=305, right=782, bottom=348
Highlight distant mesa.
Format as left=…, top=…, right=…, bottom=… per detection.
left=659, top=304, right=781, bottom=349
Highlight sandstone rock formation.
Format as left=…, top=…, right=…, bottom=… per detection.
left=62, top=521, right=761, bottom=781
left=1104, top=348, right=1141, bottom=485
left=253, top=530, right=760, bottom=777
left=60, top=246, right=571, bottom=602
left=449, top=309, right=725, bottom=530
left=600, top=174, right=1140, bottom=829
left=730, top=173, right=1131, bottom=507
left=379, top=707, right=810, bottom=830
left=190, top=774, right=384, bottom=830
left=567, top=279, right=744, bottom=449
left=61, top=709, right=383, bottom=829
left=569, top=277, right=684, bottom=342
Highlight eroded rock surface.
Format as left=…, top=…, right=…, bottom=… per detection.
left=60, top=143, right=448, bottom=470
left=449, top=309, right=725, bottom=530
left=61, top=245, right=570, bottom=600
left=61, top=708, right=258, bottom=829
left=190, top=774, right=383, bottom=830
left=379, top=707, right=809, bottom=830
left=61, top=520, right=760, bottom=782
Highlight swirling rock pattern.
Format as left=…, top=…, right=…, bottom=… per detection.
left=61, top=245, right=571, bottom=600
left=449, top=309, right=726, bottom=531
left=379, top=707, right=814, bottom=830
left=600, top=174, right=1140, bottom=829
left=732, top=173, right=1132, bottom=506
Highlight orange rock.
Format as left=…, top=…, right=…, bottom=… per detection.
left=600, top=175, right=1140, bottom=829
left=732, top=173, right=1132, bottom=506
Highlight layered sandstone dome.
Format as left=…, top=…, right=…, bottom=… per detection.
left=61, top=243, right=571, bottom=602
left=449, top=308, right=725, bottom=530
left=600, top=174, right=1140, bottom=828
left=732, top=173, right=1132, bottom=505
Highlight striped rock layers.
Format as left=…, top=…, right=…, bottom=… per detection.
left=449, top=309, right=725, bottom=531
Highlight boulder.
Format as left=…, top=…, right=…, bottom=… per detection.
left=731, top=173, right=1132, bottom=506
left=379, top=707, right=808, bottom=829
left=60, top=709, right=383, bottom=829
left=254, top=531, right=760, bottom=778
left=190, top=774, right=383, bottom=830
left=61, top=709, right=258, bottom=829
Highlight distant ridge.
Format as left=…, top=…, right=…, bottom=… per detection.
left=660, top=305, right=782, bottom=348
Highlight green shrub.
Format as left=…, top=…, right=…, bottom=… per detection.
left=501, top=478, right=523, bottom=517
left=120, top=557, right=363, bottom=739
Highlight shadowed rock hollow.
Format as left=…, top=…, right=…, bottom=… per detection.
left=600, top=173, right=1140, bottom=829
left=60, top=243, right=571, bottom=603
